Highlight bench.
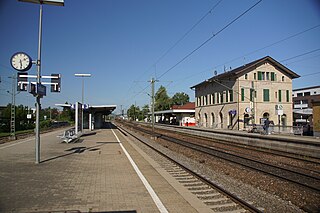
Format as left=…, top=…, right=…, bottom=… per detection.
left=58, top=128, right=79, bottom=143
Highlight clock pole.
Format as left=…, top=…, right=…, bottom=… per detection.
left=35, top=3, right=43, bottom=164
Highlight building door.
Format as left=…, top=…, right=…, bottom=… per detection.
left=204, top=113, right=208, bottom=127
left=228, top=113, right=233, bottom=129
left=244, top=114, right=250, bottom=127
left=211, top=112, right=215, bottom=128
left=219, top=112, right=223, bottom=129
left=263, top=112, right=270, bottom=118
left=281, top=114, right=287, bottom=126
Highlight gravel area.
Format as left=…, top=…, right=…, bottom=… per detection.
left=119, top=123, right=319, bottom=212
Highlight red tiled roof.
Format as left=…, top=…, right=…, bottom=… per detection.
left=171, top=102, right=195, bottom=110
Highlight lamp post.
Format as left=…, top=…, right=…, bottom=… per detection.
left=75, top=73, right=91, bottom=131
left=18, top=0, right=64, bottom=164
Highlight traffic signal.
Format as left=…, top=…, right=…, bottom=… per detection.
left=51, top=74, right=61, bottom=92
left=17, top=72, right=28, bottom=91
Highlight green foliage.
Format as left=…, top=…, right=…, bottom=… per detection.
left=0, top=104, right=35, bottom=133
left=59, top=103, right=74, bottom=122
left=155, top=85, right=171, bottom=111
left=127, top=104, right=150, bottom=121
left=171, top=92, right=189, bottom=106
left=0, top=103, right=73, bottom=133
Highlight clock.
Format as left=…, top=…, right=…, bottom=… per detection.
left=10, top=52, right=32, bottom=72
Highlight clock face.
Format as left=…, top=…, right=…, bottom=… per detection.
left=11, top=52, right=32, bottom=71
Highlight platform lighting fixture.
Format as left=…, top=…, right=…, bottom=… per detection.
left=75, top=73, right=92, bottom=131
left=18, top=0, right=64, bottom=164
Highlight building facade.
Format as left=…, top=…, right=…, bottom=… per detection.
left=292, top=85, right=320, bottom=123
left=292, top=85, right=320, bottom=135
left=191, top=56, right=300, bottom=130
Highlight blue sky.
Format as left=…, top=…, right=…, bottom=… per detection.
left=0, top=0, right=319, bottom=114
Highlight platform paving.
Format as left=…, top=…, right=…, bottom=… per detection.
left=0, top=126, right=211, bottom=213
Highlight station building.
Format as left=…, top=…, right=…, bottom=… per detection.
left=191, top=56, right=300, bottom=130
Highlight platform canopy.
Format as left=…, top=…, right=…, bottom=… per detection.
left=55, top=104, right=117, bottom=115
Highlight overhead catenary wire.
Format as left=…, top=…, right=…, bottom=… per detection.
left=157, top=0, right=262, bottom=80
left=163, top=24, right=320, bottom=94
left=280, top=48, right=320, bottom=63
left=120, top=1, right=223, bottom=107
left=121, top=0, right=262, bottom=109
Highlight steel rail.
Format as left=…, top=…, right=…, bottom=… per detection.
left=115, top=122, right=263, bottom=213
left=121, top=121, right=320, bottom=192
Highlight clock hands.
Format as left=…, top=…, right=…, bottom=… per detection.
left=19, top=59, right=23, bottom=69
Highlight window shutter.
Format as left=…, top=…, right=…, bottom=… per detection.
left=286, top=90, right=290, bottom=102
left=229, top=90, right=233, bottom=102
left=271, top=72, right=275, bottom=81
left=241, top=88, right=245, bottom=101
left=263, top=89, right=269, bottom=102
left=278, top=90, right=282, bottom=102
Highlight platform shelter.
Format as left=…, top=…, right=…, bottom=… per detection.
left=153, top=102, right=195, bottom=126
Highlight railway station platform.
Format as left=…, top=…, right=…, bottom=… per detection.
left=0, top=123, right=211, bottom=213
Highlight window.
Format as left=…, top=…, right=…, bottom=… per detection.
left=220, top=92, right=224, bottom=103
left=282, top=76, right=285, bottom=82
left=266, top=72, right=270, bottom=80
left=297, top=93, right=303, bottom=97
left=245, top=74, right=248, bottom=80
left=241, top=88, right=245, bottom=101
left=271, top=72, right=276, bottom=81
left=278, top=90, right=282, bottom=102
left=229, top=90, right=233, bottom=102
left=216, top=93, right=220, bottom=104
left=212, top=93, right=215, bottom=104
left=304, top=92, right=311, bottom=96
left=254, top=73, right=256, bottom=80
left=263, top=89, right=270, bottom=102
left=225, top=91, right=228, bottom=102
left=286, top=90, right=289, bottom=102
left=250, top=89, right=254, bottom=101
left=208, top=94, right=211, bottom=105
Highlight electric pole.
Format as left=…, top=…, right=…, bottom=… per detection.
left=8, top=74, right=17, bottom=140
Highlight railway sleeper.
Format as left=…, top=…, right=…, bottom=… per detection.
left=210, top=202, right=244, bottom=212
left=183, top=182, right=206, bottom=187
left=175, top=176, right=195, bottom=180
left=192, top=189, right=217, bottom=195
left=196, top=193, right=225, bottom=200
left=178, top=179, right=200, bottom=184
left=187, top=186, right=211, bottom=191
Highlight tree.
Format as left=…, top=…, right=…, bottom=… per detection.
left=141, top=104, right=150, bottom=121
left=155, top=85, right=171, bottom=111
left=127, top=104, right=140, bottom=121
left=171, top=92, right=189, bottom=106
left=59, top=102, right=74, bottom=122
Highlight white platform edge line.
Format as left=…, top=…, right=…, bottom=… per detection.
left=111, top=128, right=169, bottom=213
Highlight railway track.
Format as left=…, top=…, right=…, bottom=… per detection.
left=120, top=121, right=320, bottom=193
left=116, top=123, right=263, bottom=213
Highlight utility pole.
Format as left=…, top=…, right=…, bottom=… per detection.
left=8, top=74, right=17, bottom=140
left=150, top=77, right=158, bottom=135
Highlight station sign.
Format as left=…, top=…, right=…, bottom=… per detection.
left=275, top=104, right=283, bottom=115
left=28, top=83, right=46, bottom=97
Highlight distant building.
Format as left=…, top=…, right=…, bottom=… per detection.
left=191, top=56, right=300, bottom=130
left=292, top=85, right=320, bottom=135
left=153, top=102, right=195, bottom=126
left=312, top=100, right=320, bottom=137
